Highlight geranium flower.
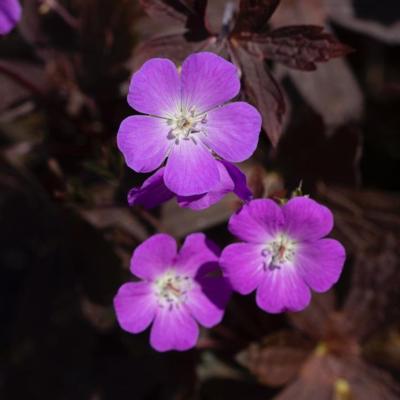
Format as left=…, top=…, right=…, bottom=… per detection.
left=220, top=196, right=345, bottom=313
left=117, top=52, right=261, bottom=196
left=128, top=160, right=252, bottom=210
left=114, top=233, right=231, bottom=352
left=0, top=0, right=21, bottom=35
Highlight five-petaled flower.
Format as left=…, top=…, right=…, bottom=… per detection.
left=220, top=196, right=346, bottom=313
left=128, top=160, right=252, bottom=210
left=117, top=52, right=261, bottom=196
left=0, top=0, right=21, bottom=35
left=114, top=233, right=231, bottom=352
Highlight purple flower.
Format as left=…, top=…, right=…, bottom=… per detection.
left=0, top=0, right=21, bottom=35
left=220, top=197, right=345, bottom=313
left=114, top=233, right=231, bottom=352
left=128, top=160, right=252, bottom=211
left=117, top=52, right=261, bottom=197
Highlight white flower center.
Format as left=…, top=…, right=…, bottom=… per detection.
left=153, top=270, right=193, bottom=309
left=263, top=233, right=297, bottom=270
left=167, top=106, right=207, bottom=143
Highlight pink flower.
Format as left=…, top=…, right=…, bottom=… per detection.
left=117, top=52, right=261, bottom=197
left=127, top=160, right=252, bottom=210
left=114, top=233, right=231, bottom=352
left=220, top=197, right=346, bottom=313
left=0, top=0, right=21, bottom=35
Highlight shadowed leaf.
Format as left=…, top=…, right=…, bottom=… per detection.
left=253, top=25, right=353, bottom=71
left=233, top=0, right=280, bottom=35
left=237, top=331, right=313, bottom=386
left=234, top=45, right=285, bottom=146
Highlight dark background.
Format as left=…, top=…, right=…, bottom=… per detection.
left=1, top=1, right=400, bottom=399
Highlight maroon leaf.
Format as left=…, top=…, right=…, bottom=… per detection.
left=237, top=331, right=313, bottom=386
left=140, top=0, right=209, bottom=40
left=252, top=25, right=352, bottom=71
left=133, top=34, right=212, bottom=69
left=232, top=0, right=280, bottom=35
left=140, top=0, right=188, bottom=23
left=234, top=45, right=285, bottom=146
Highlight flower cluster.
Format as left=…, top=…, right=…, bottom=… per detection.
left=114, top=53, right=346, bottom=352
left=0, top=0, right=21, bottom=35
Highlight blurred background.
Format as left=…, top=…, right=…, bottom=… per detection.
left=1, top=0, right=400, bottom=399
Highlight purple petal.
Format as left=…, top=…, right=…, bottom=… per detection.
left=130, top=234, right=177, bottom=280
left=128, top=168, right=174, bottom=209
left=127, top=58, right=180, bottom=117
left=181, top=52, right=240, bottom=113
left=117, top=116, right=171, bottom=173
left=203, top=102, right=261, bottom=162
left=174, top=233, right=220, bottom=276
left=256, top=269, right=311, bottom=313
left=0, top=0, right=21, bottom=35
left=297, top=239, right=346, bottom=292
left=176, top=160, right=235, bottom=210
left=228, top=199, right=284, bottom=243
left=113, top=282, right=156, bottom=334
left=164, top=139, right=220, bottom=196
left=282, top=197, right=334, bottom=241
left=220, top=243, right=265, bottom=295
left=221, top=160, right=252, bottom=201
left=150, top=307, right=199, bottom=351
left=187, top=277, right=231, bottom=327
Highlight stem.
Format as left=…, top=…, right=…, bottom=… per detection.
left=0, top=62, right=44, bottom=97
left=39, top=0, right=80, bottom=30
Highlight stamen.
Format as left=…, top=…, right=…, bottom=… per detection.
left=154, top=270, right=193, bottom=309
left=262, top=233, right=297, bottom=270
left=167, top=107, right=208, bottom=143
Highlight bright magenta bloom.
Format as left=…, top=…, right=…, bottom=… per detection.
left=117, top=52, right=261, bottom=197
left=0, top=0, right=21, bottom=35
left=114, top=233, right=231, bottom=352
left=220, top=197, right=346, bottom=313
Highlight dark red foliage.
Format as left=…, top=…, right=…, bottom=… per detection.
left=138, top=0, right=351, bottom=145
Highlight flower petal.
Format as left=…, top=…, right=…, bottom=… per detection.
left=164, top=138, right=220, bottom=196
left=297, top=239, right=346, bottom=292
left=117, top=116, right=171, bottom=173
left=256, top=268, right=311, bottom=313
left=130, top=233, right=177, bottom=280
left=150, top=307, right=199, bottom=351
left=176, top=160, right=235, bottom=210
left=174, top=233, right=220, bottom=276
left=113, top=282, right=156, bottom=334
left=220, top=243, right=265, bottom=295
left=127, top=168, right=174, bottom=209
left=282, top=197, right=334, bottom=241
left=127, top=58, right=180, bottom=117
left=187, top=277, right=231, bottom=327
left=228, top=199, right=284, bottom=243
left=203, top=102, right=261, bottom=162
left=221, top=160, right=252, bottom=201
left=0, top=0, right=21, bottom=35
left=181, top=52, right=240, bottom=113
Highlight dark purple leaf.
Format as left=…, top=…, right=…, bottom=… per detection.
left=140, top=0, right=209, bottom=40
left=233, top=45, right=285, bottom=146
left=140, top=0, right=188, bottom=23
left=237, top=331, right=313, bottom=386
left=251, top=25, right=352, bottom=71
left=232, top=0, right=280, bottom=35
left=133, top=33, right=213, bottom=69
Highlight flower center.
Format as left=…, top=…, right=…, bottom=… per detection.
left=167, top=107, right=207, bottom=143
left=262, top=233, right=297, bottom=270
left=153, top=270, right=193, bottom=309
